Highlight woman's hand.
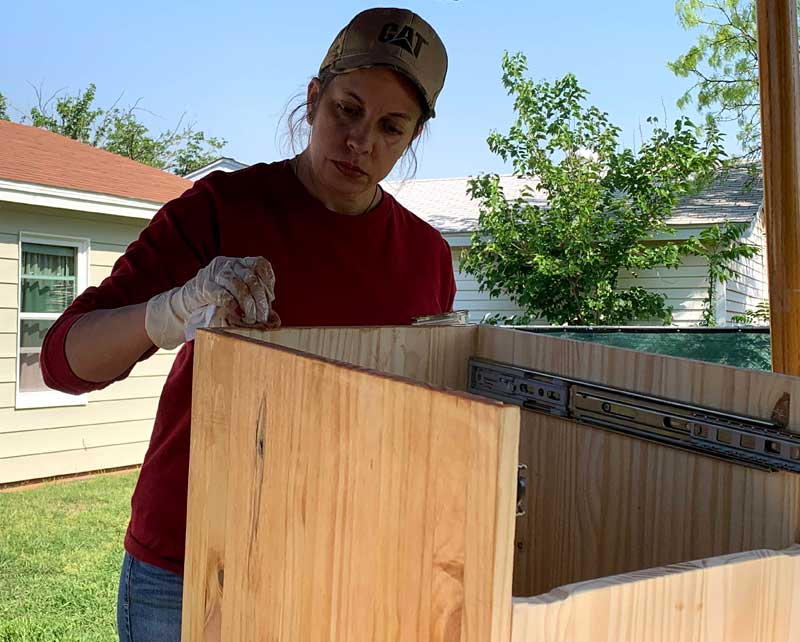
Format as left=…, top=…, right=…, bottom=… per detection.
left=145, top=256, right=279, bottom=349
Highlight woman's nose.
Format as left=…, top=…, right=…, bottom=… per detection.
left=346, top=123, right=372, bottom=154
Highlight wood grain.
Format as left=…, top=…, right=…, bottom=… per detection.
left=477, top=326, right=800, bottom=596
left=184, top=328, right=519, bottom=642
left=756, top=0, right=800, bottom=375
left=228, top=326, right=478, bottom=391
left=511, top=546, right=800, bottom=642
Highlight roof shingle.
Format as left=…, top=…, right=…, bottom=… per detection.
left=383, top=164, right=763, bottom=233
left=0, top=119, right=191, bottom=203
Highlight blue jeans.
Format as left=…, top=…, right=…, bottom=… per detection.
left=117, top=552, right=183, bottom=642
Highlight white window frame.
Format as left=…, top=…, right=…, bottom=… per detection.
left=16, top=232, right=90, bottom=409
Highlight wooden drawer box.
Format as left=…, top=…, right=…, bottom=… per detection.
left=183, top=326, right=800, bottom=641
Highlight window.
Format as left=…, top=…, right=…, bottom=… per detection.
left=17, top=234, right=89, bottom=409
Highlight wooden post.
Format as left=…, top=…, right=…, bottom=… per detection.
left=756, top=0, right=800, bottom=374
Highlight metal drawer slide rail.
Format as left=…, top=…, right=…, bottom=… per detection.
left=468, top=357, right=800, bottom=473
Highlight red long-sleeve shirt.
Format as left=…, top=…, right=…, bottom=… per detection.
left=40, top=160, right=456, bottom=574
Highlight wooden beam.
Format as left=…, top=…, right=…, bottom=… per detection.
left=756, top=0, right=800, bottom=374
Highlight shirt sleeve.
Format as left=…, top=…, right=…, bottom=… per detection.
left=40, top=179, right=220, bottom=395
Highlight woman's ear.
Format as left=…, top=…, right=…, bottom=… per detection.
left=306, top=77, right=322, bottom=125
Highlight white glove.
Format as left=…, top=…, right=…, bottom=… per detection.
left=145, top=256, right=279, bottom=349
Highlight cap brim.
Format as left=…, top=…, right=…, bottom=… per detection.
left=325, top=54, right=435, bottom=118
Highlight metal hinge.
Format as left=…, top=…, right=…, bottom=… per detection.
left=469, top=358, right=800, bottom=474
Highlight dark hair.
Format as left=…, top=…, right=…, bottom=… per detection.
left=278, top=70, right=430, bottom=180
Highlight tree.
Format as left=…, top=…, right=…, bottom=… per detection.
left=460, top=51, right=725, bottom=326
left=6, top=83, right=225, bottom=176
left=0, top=93, right=9, bottom=121
left=684, top=221, right=761, bottom=326
left=668, top=0, right=786, bottom=157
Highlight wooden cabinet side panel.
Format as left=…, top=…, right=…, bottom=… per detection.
left=513, top=412, right=800, bottom=596
left=186, top=330, right=518, bottom=642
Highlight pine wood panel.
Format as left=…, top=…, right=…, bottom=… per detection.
left=511, top=547, right=800, bottom=642
left=184, top=328, right=519, bottom=642
left=511, top=412, right=799, bottom=596
left=477, top=326, right=800, bottom=597
left=756, top=0, right=800, bottom=374
left=229, top=325, right=478, bottom=391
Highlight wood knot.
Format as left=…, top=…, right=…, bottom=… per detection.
left=257, top=435, right=265, bottom=457
left=771, top=392, right=791, bottom=430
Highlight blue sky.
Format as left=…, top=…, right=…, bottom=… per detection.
left=0, top=0, right=730, bottom=179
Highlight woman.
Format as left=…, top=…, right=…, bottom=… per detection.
left=40, top=7, right=454, bottom=641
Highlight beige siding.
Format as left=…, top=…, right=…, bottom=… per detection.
left=451, top=248, right=527, bottom=323
left=617, top=254, right=711, bottom=327
left=453, top=246, right=713, bottom=327
left=2, top=442, right=149, bottom=485
left=0, top=201, right=175, bottom=484
left=725, top=212, right=769, bottom=322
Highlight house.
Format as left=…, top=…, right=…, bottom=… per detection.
left=184, top=156, right=248, bottom=181
left=181, top=157, right=769, bottom=325
left=0, top=126, right=767, bottom=485
left=0, top=120, right=190, bottom=484
left=382, top=165, right=768, bottom=326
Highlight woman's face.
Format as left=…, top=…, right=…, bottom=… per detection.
left=305, top=68, right=424, bottom=204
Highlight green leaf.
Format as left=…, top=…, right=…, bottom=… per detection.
left=462, top=53, right=724, bottom=326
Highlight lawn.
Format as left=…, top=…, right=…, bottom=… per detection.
left=0, top=470, right=138, bottom=642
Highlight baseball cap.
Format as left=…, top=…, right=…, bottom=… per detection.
left=319, top=7, right=448, bottom=118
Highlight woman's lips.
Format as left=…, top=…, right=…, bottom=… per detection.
left=333, top=160, right=366, bottom=178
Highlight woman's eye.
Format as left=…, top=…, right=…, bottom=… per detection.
left=384, top=123, right=403, bottom=136
left=337, top=102, right=357, bottom=116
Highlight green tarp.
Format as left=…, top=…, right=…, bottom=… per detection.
left=523, top=329, right=772, bottom=371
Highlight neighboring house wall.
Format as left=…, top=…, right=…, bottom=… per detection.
left=449, top=246, right=526, bottom=323
left=725, top=210, right=769, bottom=322
left=617, top=253, right=711, bottom=326
left=0, top=201, right=175, bottom=484
left=450, top=231, right=715, bottom=327
left=452, top=228, right=769, bottom=327
left=389, top=166, right=767, bottom=327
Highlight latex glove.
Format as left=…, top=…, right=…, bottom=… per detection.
left=145, top=256, right=279, bottom=349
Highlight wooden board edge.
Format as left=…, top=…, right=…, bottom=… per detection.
left=490, top=406, right=521, bottom=642
left=511, top=545, right=800, bottom=608
left=198, top=327, right=496, bottom=407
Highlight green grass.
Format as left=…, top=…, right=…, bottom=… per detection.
left=0, top=470, right=138, bottom=642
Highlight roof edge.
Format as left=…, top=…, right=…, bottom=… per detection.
left=0, top=178, right=162, bottom=220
